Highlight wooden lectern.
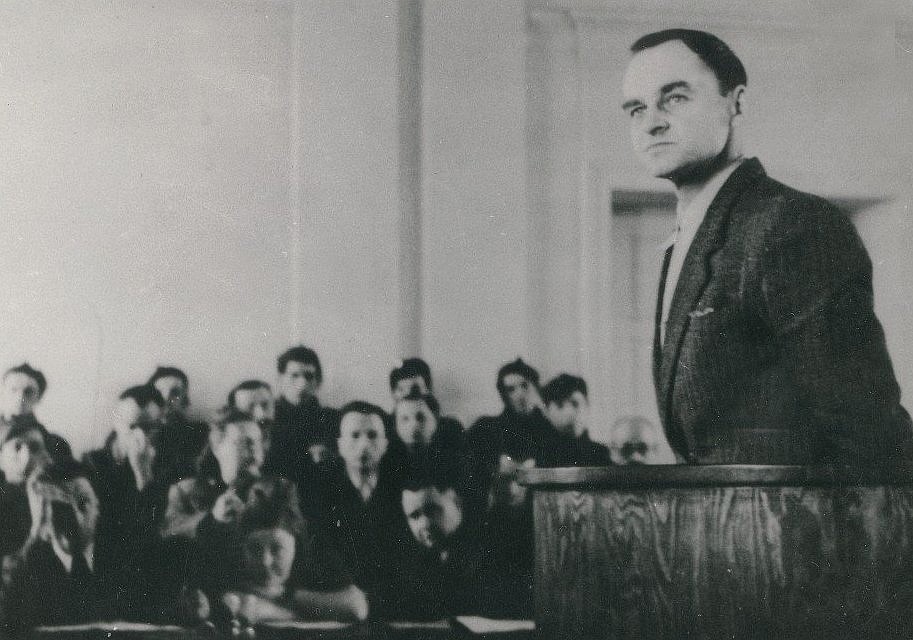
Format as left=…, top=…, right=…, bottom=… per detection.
left=518, top=465, right=913, bottom=639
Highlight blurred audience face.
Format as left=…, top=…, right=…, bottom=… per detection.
left=212, top=419, right=265, bottom=484
left=233, top=386, right=275, bottom=424
left=401, top=486, right=463, bottom=552
left=40, top=476, right=100, bottom=556
left=545, top=390, right=589, bottom=437
left=279, top=361, right=320, bottom=406
left=609, top=416, right=667, bottom=465
left=501, top=373, right=536, bottom=415
left=153, top=375, right=189, bottom=418
left=1, top=372, right=42, bottom=419
left=0, top=427, right=50, bottom=484
left=338, top=411, right=388, bottom=475
left=241, top=526, right=296, bottom=593
left=395, top=398, right=438, bottom=450
left=113, top=396, right=163, bottom=446
left=391, top=376, right=429, bottom=403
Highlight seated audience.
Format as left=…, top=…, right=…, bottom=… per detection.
left=0, top=363, right=72, bottom=466
left=148, top=366, right=210, bottom=480
left=315, top=402, right=400, bottom=599
left=376, top=475, right=481, bottom=620
left=191, top=476, right=368, bottom=625
left=0, top=460, right=140, bottom=633
left=608, top=415, right=675, bottom=465
left=161, top=410, right=265, bottom=539
left=541, top=374, right=612, bottom=467
left=264, top=347, right=339, bottom=489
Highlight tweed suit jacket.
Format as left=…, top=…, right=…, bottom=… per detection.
left=652, top=158, right=912, bottom=465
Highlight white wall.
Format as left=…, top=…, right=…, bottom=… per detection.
left=0, top=1, right=402, bottom=452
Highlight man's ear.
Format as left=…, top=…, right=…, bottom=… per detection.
left=731, top=85, right=746, bottom=116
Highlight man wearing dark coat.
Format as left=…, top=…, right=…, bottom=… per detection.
left=622, top=29, right=913, bottom=464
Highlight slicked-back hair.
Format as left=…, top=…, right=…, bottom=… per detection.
left=147, top=366, right=189, bottom=390
left=389, top=358, right=432, bottom=392
left=227, top=379, right=271, bottom=409
left=541, top=374, right=588, bottom=406
left=630, top=29, right=747, bottom=94
left=339, top=400, right=387, bottom=425
left=276, top=345, right=322, bottom=382
left=119, top=384, right=165, bottom=409
left=4, top=363, right=48, bottom=398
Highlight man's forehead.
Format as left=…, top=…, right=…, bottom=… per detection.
left=340, top=412, right=382, bottom=435
left=622, top=40, right=714, bottom=98
left=3, top=372, right=40, bottom=389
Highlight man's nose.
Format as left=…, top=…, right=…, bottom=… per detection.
left=643, top=107, right=669, bottom=135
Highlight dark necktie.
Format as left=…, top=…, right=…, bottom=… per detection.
left=71, top=551, right=92, bottom=585
left=654, top=244, right=675, bottom=359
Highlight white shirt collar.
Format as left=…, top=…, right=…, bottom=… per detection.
left=345, top=467, right=378, bottom=501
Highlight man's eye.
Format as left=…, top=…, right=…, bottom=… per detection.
left=628, top=105, right=645, bottom=118
left=665, top=94, right=687, bottom=106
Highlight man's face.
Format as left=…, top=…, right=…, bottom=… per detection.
left=152, top=375, right=189, bottom=417
left=234, top=387, right=275, bottom=424
left=338, top=412, right=388, bottom=474
left=0, top=428, right=49, bottom=484
left=401, top=486, right=463, bottom=551
left=213, top=420, right=265, bottom=481
left=391, top=375, right=430, bottom=403
left=609, top=418, right=660, bottom=465
left=279, top=361, right=320, bottom=406
left=501, top=373, right=535, bottom=415
left=546, top=391, right=589, bottom=437
left=45, top=477, right=100, bottom=555
left=395, top=399, right=438, bottom=449
left=622, top=40, right=739, bottom=182
left=113, top=397, right=162, bottom=442
left=1, top=372, right=42, bottom=418
left=242, top=527, right=296, bottom=591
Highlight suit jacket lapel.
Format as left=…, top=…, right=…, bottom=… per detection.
left=657, top=159, right=766, bottom=436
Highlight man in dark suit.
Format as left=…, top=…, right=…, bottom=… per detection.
left=621, top=29, right=912, bottom=464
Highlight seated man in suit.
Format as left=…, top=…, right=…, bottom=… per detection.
left=148, top=366, right=209, bottom=480
left=0, top=460, right=122, bottom=633
left=161, top=410, right=265, bottom=539
left=0, top=363, right=72, bottom=466
left=622, top=29, right=912, bottom=463
left=541, top=374, right=612, bottom=467
left=315, top=402, right=400, bottom=603
left=376, top=474, right=481, bottom=620
left=0, top=421, right=52, bottom=558
left=264, top=346, right=339, bottom=489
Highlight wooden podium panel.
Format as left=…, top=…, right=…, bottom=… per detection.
left=520, top=466, right=913, bottom=640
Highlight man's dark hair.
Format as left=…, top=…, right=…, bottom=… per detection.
left=227, top=379, right=271, bottom=409
left=399, top=390, right=441, bottom=419
left=240, top=476, right=305, bottom=538
left=339, top=400, right=387, bottom=425
left=496, top=358, right=540, bottom=397
left=4, top=363, right=47, bottom=398
left=276, top=345, right=322, bottom=382
left=119, top=384, right=165, bottom=408
left=389, top=358, right=432, bottom=392
left=147, top=366, right=189, bottom=390
left=541, top=374, right=588, bottom=406
left=630, top=29, right=747, bottom=94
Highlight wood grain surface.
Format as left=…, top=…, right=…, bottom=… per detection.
left=533, top=484, right=913, bottom=639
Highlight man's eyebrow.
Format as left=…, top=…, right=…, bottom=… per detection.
left=660, top=80, right=691, bottom=94
left=621, top=98, right=643, bottom=112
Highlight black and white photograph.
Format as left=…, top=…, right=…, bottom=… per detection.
left=0, top=1, right=911, bottom=638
